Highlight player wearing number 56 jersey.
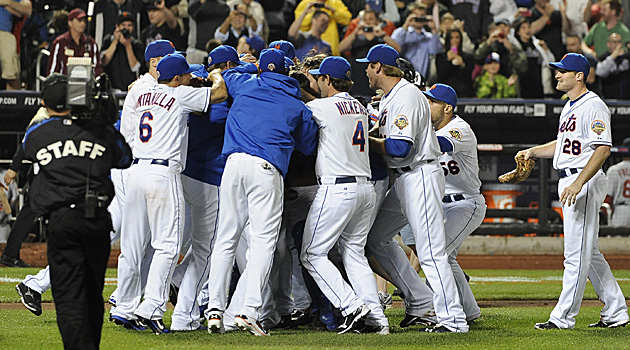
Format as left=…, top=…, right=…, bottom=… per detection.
left=517, top=54, right=628, bottom=330
left=424, top=84, right=486, bottom=322
left=301, top=56, right=389, bottom=335
left=112, top=54, right=228, bottom=333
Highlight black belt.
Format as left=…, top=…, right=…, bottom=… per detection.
left=132, top=158, right=169, bottom=166
left=394, top=159, right=435, bottom=174
left=317, top=176, right=358, bottom=185
left=443, top=194, right=465, bottom=203
left=557, top=168, right=579, bottom=179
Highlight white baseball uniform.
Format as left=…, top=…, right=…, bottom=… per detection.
left=301, top=92, right=387, bottom=326
left=605, top=160, right=630, bottom=227
left=113, top=83, right=212, bottom=321
left=548, top=91, right=628, bottom=329
left=371, top=79, right=468, bottom=332
left=435, top=115, right=486, bottom=321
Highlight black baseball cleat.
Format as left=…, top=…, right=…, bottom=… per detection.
left=422, top=324, right=454, bottom=333
left=111, top=315, right=147, bottom=331
left=535, top=321, right=560, bottom=330
left=589, top=319, right=630, bottom=328
left=399, top=313, right=436, bottom=328
left=270, top=314, right=295, bottom=330
left=138, top=317, right=170, bottom=334
left=290, top=309, right=313, bottom=327
left=337, top=304, right=370, bottom=334
left=15, top=282, right=42, bottom=316
left=1, top=255, right=31, bottom=267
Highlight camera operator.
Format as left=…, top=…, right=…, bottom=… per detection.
left=101, top=12, right=146, bottom=91
left=22, top=73, right=132, bottom=349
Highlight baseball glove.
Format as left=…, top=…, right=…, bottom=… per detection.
left=498, top=155, right=535, bottom=183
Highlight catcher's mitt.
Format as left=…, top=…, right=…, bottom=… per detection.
left=498, top=155, right=535, bottom=183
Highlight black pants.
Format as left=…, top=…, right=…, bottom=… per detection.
left=2, top=199, right=38, bottom=259
left=47, top=206, right=111, bottom=350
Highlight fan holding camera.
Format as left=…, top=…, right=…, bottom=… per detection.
left=101, top=12, right=145, bottom=91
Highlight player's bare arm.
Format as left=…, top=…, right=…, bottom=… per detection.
left=368, top=135, right=387, bottom=155
left=207, top=70, right=228, bottom=104
left=517, top=140, right=557, bottom=160
left=560, top=145, right=611, bottom=207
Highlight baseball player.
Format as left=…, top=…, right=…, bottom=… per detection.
left=300, top=56, right=389, bottom=334
left=604, top=138, right=630, bottom=227
left=422, top=83, right=486, bottom=322
left=516, top=53, right=629, bottom=330
left=360, top=44, right=469, bottom=333
left=205, top=48, right=318, bottom=336
left=111, top=53, right=228, bottom=334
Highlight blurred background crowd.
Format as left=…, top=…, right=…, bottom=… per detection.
left=1, top=0, right=629, bottom=99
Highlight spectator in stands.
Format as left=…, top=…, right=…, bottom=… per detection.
left=556, top=0, right=589, bottom=37
left=475, top=52, right=518, bottom=98
left=0, top=0, right=31, bottom=90
left=366, top=0, right=400, bottom=25
left=343, top=4, right=397, bottom=39
left=512, top=16, right=555, bottom=98
left=101, top=12, right=145, bottom=91
left=448, top=0, right=493, bottom=45
left=564, top=34, right=599, bottom=94
left=595, top=32, right=630, bottom=100
left=391, top=3, right=442, bottom=80
left=435, top=28, right=476, bottom=98
left=416, top=0, right=447, bottom=30
left=93, top=0, right=144, bottom=49
left=489, top=0, right=518, bottom=24
left=288, top=7, right=332, bottom=60
left=294, top=0, right=352, bottom=56
left=140, top=0, right=185, bottom=50
left=438, top=12, right=474, bottom=54
left=187, top=0, right=230, bottom=64
left=528, top=0, right=565, bottom=62
left=214, top=6, right=260, bottom=49
left=47, top=8, right=103, bottom=76
left=583, top=0, right=630, bottom=57
left=237, top=35, right=265, bottom=58
left=227, top=0, right=267, bottom=42
left=339, top=8, right=400, bottom=97
left=475, top=19, right=527, bottom=82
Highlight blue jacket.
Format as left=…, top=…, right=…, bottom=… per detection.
left=182, top=101, right=229, bottom=186
left=221, top=64, right=318, bottom=176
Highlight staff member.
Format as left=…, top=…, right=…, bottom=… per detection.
left=21, top=73, right=132, bottom=349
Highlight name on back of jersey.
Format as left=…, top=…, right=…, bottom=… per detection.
left=136, top=92, right=175, bottom=111
left=36, top=140, right=106, bottom=166
left=335, top=100, right=367, bottom=116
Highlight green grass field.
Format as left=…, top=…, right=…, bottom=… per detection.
left=1, top=268, right=630, bottom=350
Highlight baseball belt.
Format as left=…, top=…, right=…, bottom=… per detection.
left=557, top=168, right=580, bottom=179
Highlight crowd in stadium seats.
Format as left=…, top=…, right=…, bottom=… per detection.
left=2, top=0, right=630, bottom=99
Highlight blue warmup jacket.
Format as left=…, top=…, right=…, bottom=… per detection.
left=221, top=64, right=318, bottom=176
left=182, top=101, right=229, bottom=186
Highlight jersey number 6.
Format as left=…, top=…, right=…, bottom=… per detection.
left=352, top=120, right=365, bottom=152
left=139, top=111, right=153, bottom=143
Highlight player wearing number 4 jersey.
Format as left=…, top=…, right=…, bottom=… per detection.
left=301, top=56, right=389, bottom=335
left=112, top=54, right=227, bottom=333
left=517, top=53, right=629, bottom=330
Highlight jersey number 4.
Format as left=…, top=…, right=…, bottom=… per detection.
left=352, top=120, right=365, bottom=152
left=562, top=138, right=581, bottom=156
left=139, top=111, right=153, bottom=143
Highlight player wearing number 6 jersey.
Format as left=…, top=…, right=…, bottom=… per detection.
left=300, top=56, right=389, bottom=335
left=112, top=54, right=227, bottom=333
left=424, top=83, right=486, bottom=322
left=517, top=54, right=629, bottom=330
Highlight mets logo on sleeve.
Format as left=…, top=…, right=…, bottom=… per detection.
left=449, top=128, right=462, bottom=140
left=394, top=115, right=408, bottom=130
left=591, top=120, right=605, bottom=135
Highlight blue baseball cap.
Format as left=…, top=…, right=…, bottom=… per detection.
left=144, top=40, right=176, bottom=62
left=157, top=54, right=197, bottom=80
left=549, top=53, right=590, bottom=77
left=309, top=56, right=352, bottom=80
left=356, top=44, right=399, bottom=66
left=423, top=83, right=458, bottom=108
left=246, top=35, right=266, bottom=54
left=208, top=45, right=241, bottom=66
left=190, top=64, right=208, bottom=79
left=269, top=40, right=296, bottom=60
left=284, top=56, right=295, bottom=70
left=259, top=48, right=285, bottom=73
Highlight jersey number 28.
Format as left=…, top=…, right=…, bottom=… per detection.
left=139, top=111, right=153, bottom=143
left=352, top=120, right=365, bottom=152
